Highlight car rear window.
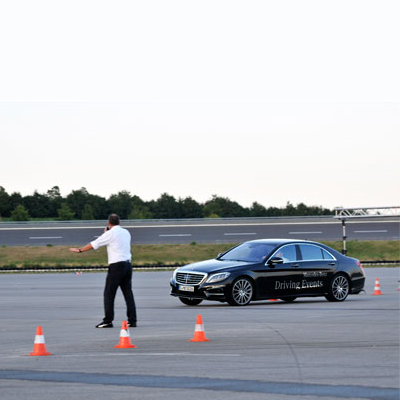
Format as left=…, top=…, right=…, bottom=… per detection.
left=299, top=244, right=324, bottom=260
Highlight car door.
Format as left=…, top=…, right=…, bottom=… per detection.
left=260, top=244, right=304, bottom=297
left=297, top=244, right=337, bottom=293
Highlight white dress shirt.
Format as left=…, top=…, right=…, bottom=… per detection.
left=91, top=225, right=132, bottom=264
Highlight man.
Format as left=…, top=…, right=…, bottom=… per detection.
left=69, top=214, right=137, bottom=328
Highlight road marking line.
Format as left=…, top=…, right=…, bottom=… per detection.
left=159, top=234, right=192, bottom=237
left=353, top=230, right=388, bottom=233
left=288, top=231, right=322, bottom=235
left=224, top=233, right=257, bottom=236
left=28, top=236, right=63, bottom=239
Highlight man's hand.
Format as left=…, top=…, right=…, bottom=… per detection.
left=69, top=248, right=81, bottom=253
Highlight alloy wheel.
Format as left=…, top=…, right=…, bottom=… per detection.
left=331, top=275, right=349, bottom=301
left=231, top=278, right=253, bottom=305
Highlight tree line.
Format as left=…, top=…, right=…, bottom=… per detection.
left=0, top=186, right=334, bottom=221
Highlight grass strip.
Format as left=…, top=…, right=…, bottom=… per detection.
left=0, top=241, right=398, bottom=269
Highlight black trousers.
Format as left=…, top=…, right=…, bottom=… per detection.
left=103, top=261, right=137, bottom=324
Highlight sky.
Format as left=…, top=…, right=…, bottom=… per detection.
left=0, top=1, right=399, bottom=209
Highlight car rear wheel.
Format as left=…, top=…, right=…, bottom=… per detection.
left=226, top=277, right=254, bottom=306
left=325, top=273, right=350, bottom=302
left=179, top=297, right=203, bottom=306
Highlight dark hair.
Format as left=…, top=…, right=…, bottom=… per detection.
left=108, top=214, right=120, bottom=226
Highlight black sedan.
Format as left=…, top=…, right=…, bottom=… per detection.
left=170, top=239, right=365, bottom=306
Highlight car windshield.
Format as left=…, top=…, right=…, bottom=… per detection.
left=219, top=242, right=276, bottom=263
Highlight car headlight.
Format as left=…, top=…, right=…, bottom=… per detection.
left=206, top=272, right=230, bottom=283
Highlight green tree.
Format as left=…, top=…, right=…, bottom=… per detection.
left=203, top=195, right=248, bottom=218
left=283, top=201, right=297, bottom=216
left=9, top=192, right=23, bottom=214
left=46, top=186, right=63, bottom=217
left=0, top=186, right=11, bottom=218
left=205, top=212, right=220, bottom=218
left=178, top=197, right=203, bottom=218
left=87, top=194, right=109, bottom=219
left=82, top=204, right=95, bottom=220
left=128, top=205, right=153, bottom=219
left=22, top=191, right=51, bottom=218
left=57, top=203, right=75, bottom=220
left=10, top=204, right=30, bottom=221
left=108, top=191, right=134, bottom=219
left=66, top=188, right=109, bottom=219
left=66, top=187, right=90, bottom=219
left=265, top=206, right=282, bottom=217
left=151, top=193, right=181, bottom=218
left=249, top=201, right=268, bottom=217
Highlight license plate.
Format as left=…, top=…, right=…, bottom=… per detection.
left=179, top=285, right=195, bottom=292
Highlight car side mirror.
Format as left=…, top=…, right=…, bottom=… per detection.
left=266, top=257, right=284, bottom=267
left=217, top=253, right=223, bottom=259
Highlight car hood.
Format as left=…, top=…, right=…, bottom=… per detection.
left=177, top=259, right=253, bottom=273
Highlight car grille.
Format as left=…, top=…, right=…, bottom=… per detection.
left=176, top=272, right=206, bottom=285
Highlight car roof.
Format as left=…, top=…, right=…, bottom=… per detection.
left=246, top=239, right=320, bottom=246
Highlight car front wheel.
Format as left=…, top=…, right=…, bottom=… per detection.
left=226, top=277, right=254, bottom=306
left=179, top=297, right=203, bottom=306
left=325, top=274, right=350, bottom=302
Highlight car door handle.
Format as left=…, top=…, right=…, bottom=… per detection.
left=291, top=264, right=299, bottom=268
left=329, top=262, right=336, bottom=266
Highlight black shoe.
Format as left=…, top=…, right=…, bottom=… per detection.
left=96, top=322, right=113, bottom=328
left=127, top=321, right=137, bottom=328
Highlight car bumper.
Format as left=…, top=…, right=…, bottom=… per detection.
left=170, top=280, right=228, bottom=301
left=350, top=276, right=365, bottom=294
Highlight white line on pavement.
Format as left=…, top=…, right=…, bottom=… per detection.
left=224, top=233, right=257, bottom=236
left=28, top=236, right=63, bottom=239
left=159, top=234, right=192, bottom=237
left=288, top=231, right=322, bottom=235
left=353, top=230, right=388, bottom=233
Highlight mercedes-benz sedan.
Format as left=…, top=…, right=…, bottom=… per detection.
left=170, top=239, right=365, bottom=306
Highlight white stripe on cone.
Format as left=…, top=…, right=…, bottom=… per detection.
left=34, top=335, right=45, bottom=344
left=194, top=324, right=204, bottom=332
left=120, top=329, right=130, bottom=337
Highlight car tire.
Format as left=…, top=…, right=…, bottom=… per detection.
left=226, top=277, right=254, bottom=306
left=178, top=297, right=203, bottom=306
left=280, top=296, right=297, bottom=302
left=325, top=273, right=350, bottom=302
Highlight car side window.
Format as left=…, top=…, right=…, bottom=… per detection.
left=273, top=245, right=297, bottom=262
left=322, top=249, right=334, bottom=260
left=299, top=244, right=324, bottom=261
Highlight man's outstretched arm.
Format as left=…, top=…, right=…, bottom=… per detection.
left=69, top=244, right=94, bottom=253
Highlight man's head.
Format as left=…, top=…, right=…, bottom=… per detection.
left=108, top=214, right=120, bottom=226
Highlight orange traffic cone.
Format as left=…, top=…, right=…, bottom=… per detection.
left=373, top=278, right=382, bottom=295
left=188, top=314, right=210, bottom=342
left=115, top=320, right=136, bottom=348
left=29, top=326, right=51, bottom=356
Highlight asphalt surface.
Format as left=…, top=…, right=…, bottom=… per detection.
left=0, top=217, right=399, bottom=245
left=0, top=268, right=399, bottom=400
